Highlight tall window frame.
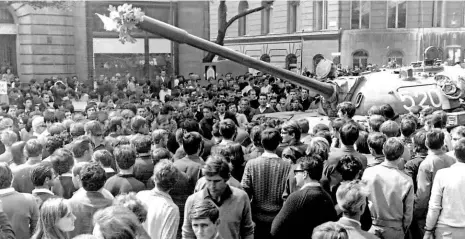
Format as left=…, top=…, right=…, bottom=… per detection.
left=238, top=1, right=249, bottom=36
left=313, top=0, right=328, bottom=31
left=387, top=0, right=406, bottom=28
left=261, top=1, right=271, bottom=35
left=288, top=1, right=299, bottom=33
left=350, top=0, right=370, bottom=29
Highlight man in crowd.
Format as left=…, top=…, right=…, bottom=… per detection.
left=242, top=128, right=290, bottom=239
left=183, top=156, right=254, bottom=239
left=362, top=138, right=414, bottom=239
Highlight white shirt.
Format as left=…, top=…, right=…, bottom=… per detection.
left=260, top=85, right=271, bottom=94
left=159, top=89, right=171, bottom=103
left=137, top=188, right=180, bottom=239
left=425, top=162, right=465, bottom=229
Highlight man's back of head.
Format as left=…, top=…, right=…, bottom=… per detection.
left=183, top=132, right=203, bottom=156
left=379, top=120, right=400, bottom=138
left=25, top=139, right=43, bottom=159
left=340, top=123, right=359, bottom=146
left=219, top=119, right=237, bottom=140
left=426, top=128, right=445, bottom=151
left=261, top=128, right=282, bottom=152
left=79, top=162, right=106, bottom=192
left=383, top=138, right=404, bottom=161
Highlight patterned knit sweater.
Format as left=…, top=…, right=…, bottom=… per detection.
left=241, top=153, right=291, bottom=222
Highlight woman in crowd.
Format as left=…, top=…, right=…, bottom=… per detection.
left=31, top=198, right=76, bottom=239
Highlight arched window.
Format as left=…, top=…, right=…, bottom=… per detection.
left=352, top=50, right=368, bottom=69
left=261, top=1, right=271, bottom=34
left=0, top=8, right=14, bottom=24
left=387, top=50, right=403, bottom=66
left=286, top=54, right=298, bottom=70
left=238, top=1, right=249, bottom=36
left=260, top=54, right=271, bottom=63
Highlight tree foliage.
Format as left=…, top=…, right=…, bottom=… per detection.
left=8, top=1, right=76, bottom=11
left=202, top=0, right=273, bottom=62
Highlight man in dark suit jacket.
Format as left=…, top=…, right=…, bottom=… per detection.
left=249, top=93, right=275, bottom=119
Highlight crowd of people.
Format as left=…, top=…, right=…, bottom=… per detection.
left=0, top=69, right=464, bottom=239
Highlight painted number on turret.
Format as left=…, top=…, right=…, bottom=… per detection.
left=397, top=85, right=442, bottom=111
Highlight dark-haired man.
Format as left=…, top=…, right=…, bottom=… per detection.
left=362, top=138, right=414, bottom=239
left=323, top=123, right=367, bottom=193
left=188, top=200, right=223, bottom=239
left=68, top=163, right=113, bottom=237
left=242, top=128, right=291, bottom=239
left=424, top=138, right=465, bottom=239
left=31, top=164, right=56, bottom=208
left=183, top=156, right=254, bottom=239
left=173, top=132, right=204, bottom=193
left=104, top=145, right=146, bottom=196
left=414, top=129, right=456, bottom=238
left=271, top=156, right=337, bottom=239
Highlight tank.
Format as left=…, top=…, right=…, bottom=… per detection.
left=99, top=6, right=465, bottom=123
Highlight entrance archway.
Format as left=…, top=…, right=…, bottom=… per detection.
left=0, top=5, right=17, bottom=75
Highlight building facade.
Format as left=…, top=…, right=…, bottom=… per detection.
left=0, top=1, right=209, bottom=83
left=209, top=0, right=465, bottom=73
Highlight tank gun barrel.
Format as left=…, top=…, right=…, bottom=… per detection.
left=138, top=16, right=335, bottom=99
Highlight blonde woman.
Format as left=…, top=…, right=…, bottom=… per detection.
left=31, top=198, right=76, bottom=239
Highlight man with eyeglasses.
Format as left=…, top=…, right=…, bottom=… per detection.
left=271, top=155, right=337, bottom=239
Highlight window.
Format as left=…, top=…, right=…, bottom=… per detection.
left=387, top=0, right=406, bottom=28
left=446, top=46, right=463, bottom=64
left=433, top=0, right=443, bottom=27
left=351, top=0, right=370, bottom=29
left=260, top=54, right=271, bottom=63
left=286, top=54, right=298, bottom=70
left=0, top=8, right=14, bottom=24
left=387, top=50, right=404, bottom=66
left=313, top=0, right=328, bottom=30
left=261, top=1, right=271, bottom=34
left=238, top=1, right=249, bottom=36
left=288, top=1, right=299, bottom=33
left=352, top=50, right=368, bottom=69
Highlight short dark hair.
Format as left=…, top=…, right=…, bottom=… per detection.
left=454, top=138, right=465, bottom=162
left=189, top=199, right=220, bottom=223
left=337, top=102, right=356, bottom=118
left=297, top=155, right=323, bottom=181
left=219, top=119, right=237, bottom=140
left=93, top=150, right=114, bottom=168
left=340, top=123, right=359, bottom=146
left=131, top=116, right=147, bottom=133
left=337, top=155, right=362, bottom=181
left=380, top=104, right=396, bottom=120
left=183, top=132, right=203, bottom=155
left=261, top=128, right=282, bottom=151
left=80, top=162, right=106, bottom=191
left=400, top=118, right=416, bottom=137
left=355, top=131, right=370, bottom=154
left=51, top=148, right=74, bottom=175
left=84, top=120, right=103, bottom=136
left=367, top=132, right=387, bottom=155
left=181, top=118, right=200, bottom=133
left=31, top=164, right=53, bottom=187
left=131, top=135, right=152, bottom=154
left=383, top=138, right=404, bottom=161
left=72, top=139, right=92, bottom=158
left=281, top=120, right=301, bottom=141
left=114, top=145, right=137, bottom=170
left=426, top=129, right=444, bottom=150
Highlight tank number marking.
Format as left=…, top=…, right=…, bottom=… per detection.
left=398, top=88, right=442, bottom=110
